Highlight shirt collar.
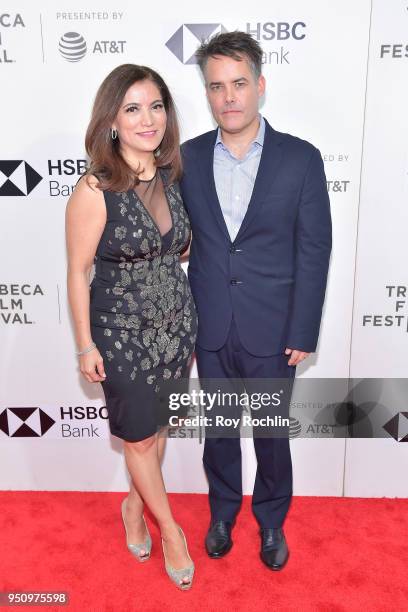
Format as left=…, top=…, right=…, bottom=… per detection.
left=215, top=114, right=265, bottom=150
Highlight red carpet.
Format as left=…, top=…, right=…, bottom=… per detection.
left=1, top=492, right=407, bottom=611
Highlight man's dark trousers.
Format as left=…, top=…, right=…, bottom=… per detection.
left=196, top=317, right=296, bottom=529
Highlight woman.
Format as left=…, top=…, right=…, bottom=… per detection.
left=65, top=64, right=197, bottom=590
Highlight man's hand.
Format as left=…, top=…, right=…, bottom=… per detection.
left=285, top=348, right=310, bottom=366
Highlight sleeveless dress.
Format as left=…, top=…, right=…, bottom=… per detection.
left=89, top=167, right=197, bottom=441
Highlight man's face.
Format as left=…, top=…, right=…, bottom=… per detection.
left=204, top=54, right=265, bottom=134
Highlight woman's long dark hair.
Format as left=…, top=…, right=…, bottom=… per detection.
left=85, top=64, right=182, bottom=191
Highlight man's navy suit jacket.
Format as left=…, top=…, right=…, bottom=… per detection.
left=179, top=118, right=332, bottom=357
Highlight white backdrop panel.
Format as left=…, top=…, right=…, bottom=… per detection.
left=347, top=0, right=408, bottom=496
left=1, top=0, right=395, bottom=497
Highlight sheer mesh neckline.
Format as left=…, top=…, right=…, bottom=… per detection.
left=138, top=171, right=158, bottom=183
left=133, top=169, right=173, bottom=238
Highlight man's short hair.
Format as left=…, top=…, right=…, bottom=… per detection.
left=195, top=31, right=263, bottom=80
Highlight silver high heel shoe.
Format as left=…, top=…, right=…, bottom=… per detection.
left=161, top=526, right=195, bottom=590
left=121, top=498, right=152, bottom=562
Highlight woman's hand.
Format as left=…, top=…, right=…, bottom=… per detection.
left=79, top=348, right=107, bottom=383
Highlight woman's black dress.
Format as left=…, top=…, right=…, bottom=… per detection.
left=89, top=168, right=197, bottom=441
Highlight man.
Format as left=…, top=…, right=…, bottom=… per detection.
left=180, top=31, right=332, bottom=570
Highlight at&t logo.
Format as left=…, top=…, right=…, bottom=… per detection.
left=58, top=31, right=126, bottom=62
left=59, top=31, right=87, bottom=62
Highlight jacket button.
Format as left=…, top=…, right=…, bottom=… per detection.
left=230, top=279, right=243, bottom=285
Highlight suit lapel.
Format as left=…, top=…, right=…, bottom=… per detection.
left=198, top=129, right=232, bottom=242
left=197, top=120, right=284, bottom=243
left=234, top=120, right=283, bottom=242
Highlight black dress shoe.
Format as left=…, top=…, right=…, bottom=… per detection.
left=205, top=520, right=233, bottom=558
left=260, top=527, right=289, bottom=570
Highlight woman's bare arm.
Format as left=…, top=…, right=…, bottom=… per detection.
left=65, top=176, right=107, bottom=382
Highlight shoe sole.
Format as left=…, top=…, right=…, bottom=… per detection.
left=206, top=540, right=233, bottom=559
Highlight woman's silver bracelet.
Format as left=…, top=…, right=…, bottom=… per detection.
left=77, top=341, right=96, bottom=356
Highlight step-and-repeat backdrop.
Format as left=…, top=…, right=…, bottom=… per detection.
left=0, top=0, right=407, bottom=496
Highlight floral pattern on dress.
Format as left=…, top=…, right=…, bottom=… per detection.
left=90, top=168, right=197, bottom=393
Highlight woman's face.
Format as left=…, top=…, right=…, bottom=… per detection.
left=112, top=79, right=167, bottom=156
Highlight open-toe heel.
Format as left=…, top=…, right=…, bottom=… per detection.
left=121, top=498, right=152, bottom=562
left=161, top=526, right=195, bottom=590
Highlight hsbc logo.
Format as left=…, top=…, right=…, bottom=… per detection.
left=0, top=407, right=55, bottom=437
left=0, top=159, right=87, bottom=198
left=383, top=412, right=408, bottom=442
left=0, top=160, right=42, bottom=196
left=166, top=23, right=227, bottom=64
left=246, top=22, right=306, bottom=41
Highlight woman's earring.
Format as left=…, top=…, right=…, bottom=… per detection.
left=154, top=147, right=160, bottom=157
left=111, top=128, right=118, bottom=140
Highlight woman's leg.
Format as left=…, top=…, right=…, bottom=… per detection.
left=157, top=428, right=167, bottom=464
left=124, top=433, right=192, bottom=583
left=123, top=432, right=167, bottom=543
